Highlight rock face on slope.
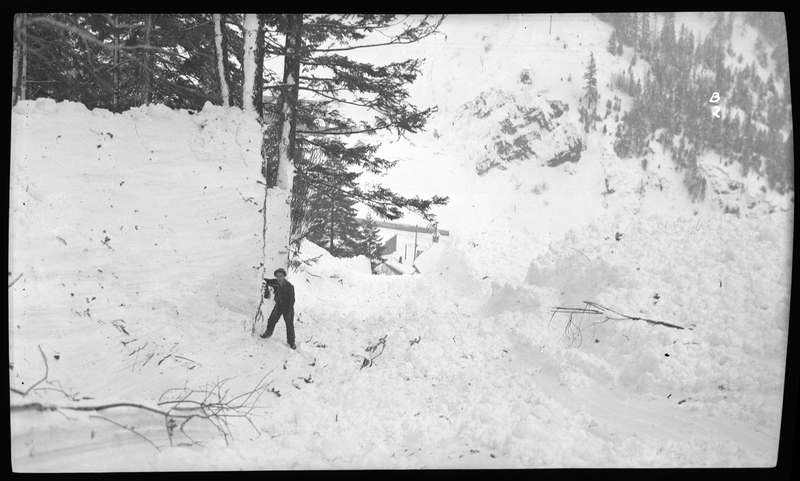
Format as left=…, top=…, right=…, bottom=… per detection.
left=699, top=162, right=792, bottom=217
left=450, top=89, right=584, bottom=174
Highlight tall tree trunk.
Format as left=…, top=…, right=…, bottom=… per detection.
left=13, top=14, right=24, bottom=105
left=113, top=15, right=120, bottom=111
left=213, top=14, right=230, bottom=107
left=277, top=14, right=301, bottom=190
left=254, top=15, right=266, bottom=118
left=242, top=13, right=259, bottom=116
left=19, top=13, right=29, bottom=102
left=262, top=14, right=302, bottom=273
left=12, top=40, right=19, bottom=106
left=139, top=14, right=154, bottom=106
left=329, top=195, right=335, bottom=252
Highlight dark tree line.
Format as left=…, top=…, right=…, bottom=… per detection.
left=12, top=14, right=228, bottom=111
left=12, top=14, right=449, bottom=271
left=597, top=12, right=793, bottom=199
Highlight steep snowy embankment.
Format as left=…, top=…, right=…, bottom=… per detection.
left=10, top=99, right=265, bottom=421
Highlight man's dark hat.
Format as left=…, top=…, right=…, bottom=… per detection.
left=274, top=268, right=287, bottom=277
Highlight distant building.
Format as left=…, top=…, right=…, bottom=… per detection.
left=357, top=218, right=450, bottom=274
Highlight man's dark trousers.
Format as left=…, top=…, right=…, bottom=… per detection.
left=266, top=305, right=295, bottom=345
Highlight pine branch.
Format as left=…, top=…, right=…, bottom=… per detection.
left=300, top=16, right=444, bottom=55
left=295, top=169, right=446, bottom=221
left=22, top=16, right=189, bottom=57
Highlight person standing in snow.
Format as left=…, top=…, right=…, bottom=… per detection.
left=260, top=268, right=296, bottom=349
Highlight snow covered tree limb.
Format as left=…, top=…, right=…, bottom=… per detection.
left=549, top=301, right=685, bottom=348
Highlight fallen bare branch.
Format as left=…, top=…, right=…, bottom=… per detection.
left=357, top=335, right=388, bottom=369
left=14, top=374, right=275, bottom=444
left=583, top=301, right=685, bottom=330
left=11, top=349, right=274, bottom=448
left=8, top=273, right=23, bottom=288
left=251, top=295, right=265, bottom=336
left=89, top=414, right=161, bottom=451
left=9, top=345, right=49, bottom=396
left=549, top=300, right=685, bottom=347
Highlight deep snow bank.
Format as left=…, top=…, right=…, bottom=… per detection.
left=486, top=209, right=791, bottom=429
left=9, top=99, right=264, bottom=398
left=254, top=205, right=790, bottom=468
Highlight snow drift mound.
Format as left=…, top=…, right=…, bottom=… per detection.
left=294, top=239, right=372, bottom=277
left=9, top=99, right=264, bottom=397
left=519, top=210, right=789, bottom=402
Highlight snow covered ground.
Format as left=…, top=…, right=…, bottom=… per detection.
left=10, top=13, right=793, bottom=471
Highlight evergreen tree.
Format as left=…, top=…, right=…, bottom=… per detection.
left=303, top=155, right=365, bottom=258
left=255, top=14, right=451, bottom=269
left=607, top=30, right=619, bottom=55
left=616, top=14, right=630, bottom=45
left=359, top=214, right=384, bottom=273
left=14, top=13, right=227, bottom=111
left=660, top=12, right=676, bottom=61
left=639, top=12, right=651, bottom=58
left=630, top=12, right=639, bottom=53
left=583, top=52, right=598, bottom=130
left=259, top=15, right=450, bottom=249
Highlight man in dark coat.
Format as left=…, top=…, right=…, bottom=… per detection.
left=260, top=268, right=296, bottom=349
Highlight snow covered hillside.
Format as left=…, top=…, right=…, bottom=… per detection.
left=10, top=13, right=793, bottom=471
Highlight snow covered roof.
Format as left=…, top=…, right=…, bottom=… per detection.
left=358, top=218, right=450, bottom=236
left=381, top=234, right=398, bottom=256
left=381, top=259, right=418, bottom=275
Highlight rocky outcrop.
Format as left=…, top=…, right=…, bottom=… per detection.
left=700, top=162, right=792, bottom=217
left=450, top=89, right=584, bottom=174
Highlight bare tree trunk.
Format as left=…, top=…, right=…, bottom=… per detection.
left=213, top=14, right=230, bottom=107
left=254, top=15, right=265, bottom=118
left=262, top=14, right=302, bottom=273
left=276, top=14, right=301, bottom=191
left=139, top=14, right=154, bottom=106
left=113, top=14, right=120, bottom=111
left=242, top=14, right=259, bottom=116
left=12, top=14, right=23, bottom=105
left=18, top=13, right=28, bottom=102
left=329, top=196, right=335, bottom=252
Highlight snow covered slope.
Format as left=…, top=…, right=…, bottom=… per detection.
left=10, top=13, right=793, bottom=471
left=10, top=98, right=265, bottom=407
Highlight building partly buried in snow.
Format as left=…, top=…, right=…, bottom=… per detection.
left=358, top=219, right=449, bottom=275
